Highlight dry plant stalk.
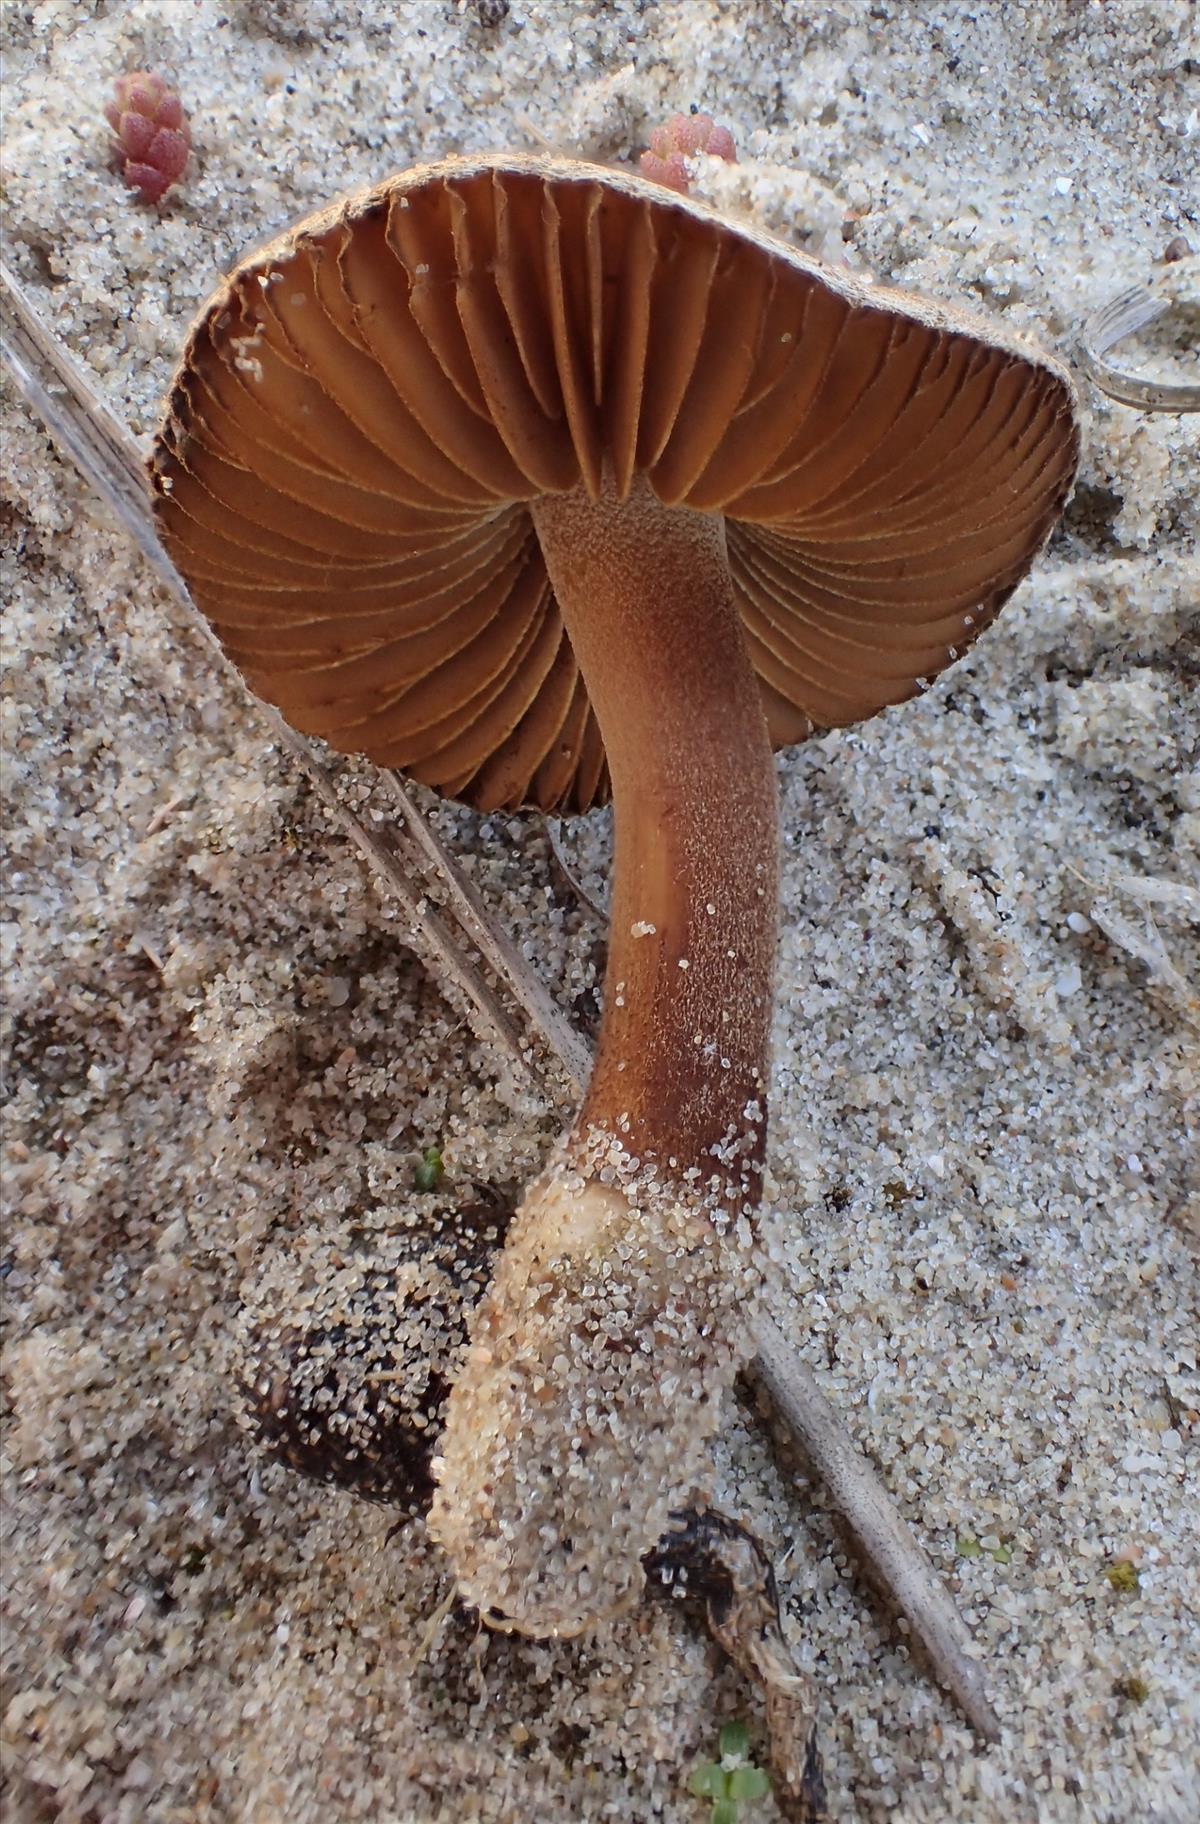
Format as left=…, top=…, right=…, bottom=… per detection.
left=0, top=257, right=999, bottom=1738
left=540, top=812, right=608, bottom=924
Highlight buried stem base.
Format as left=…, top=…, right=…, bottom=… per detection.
left=427, top=1131, right=759, bottom=1635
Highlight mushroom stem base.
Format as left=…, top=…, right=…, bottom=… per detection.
left=428, top=1138, right=759, bottom=1636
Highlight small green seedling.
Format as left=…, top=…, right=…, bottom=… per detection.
left=956, top=1532, right=1012, bottom=1564
left=414, top=1145, right=444, bottom=1193
left=689, top=1721, right=771, bottom=1822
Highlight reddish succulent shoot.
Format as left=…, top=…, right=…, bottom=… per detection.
left=105, top=71, right=190, bottom=205
left=640, top=111, right=736, bottom=195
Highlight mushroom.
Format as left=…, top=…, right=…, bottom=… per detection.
left=150, top=153, right=1078, bottom=1638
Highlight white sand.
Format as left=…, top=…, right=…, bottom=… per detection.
left=2, top=2, right=1198, bottom=1820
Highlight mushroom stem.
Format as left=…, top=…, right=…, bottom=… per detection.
left=533, top=470, right=778, bottom=1181
left=430, top=472, right=780, bottom=1634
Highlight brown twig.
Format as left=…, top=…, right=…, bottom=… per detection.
left=749, top=1316, right=1000, bottom=1740
left=647, top=1508, right=829, bottom=1821
left=0, top=260, right=1001, bottom=1739
left=386, top=774, right=593, bottom=1096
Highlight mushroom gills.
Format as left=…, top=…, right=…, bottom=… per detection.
left=153, top=159, right=1078, bottom=817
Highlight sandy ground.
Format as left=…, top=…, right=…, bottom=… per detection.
left=2, top=2, right=1198, bottom=1820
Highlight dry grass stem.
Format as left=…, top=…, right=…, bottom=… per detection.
left=1063, top=856, right=1199, bottom=1024
left=750, top=1314, right=1001, bottom=1741
left=386, top=773, right=594, bottom=1095
left=541, top=814, right=609, bottom=925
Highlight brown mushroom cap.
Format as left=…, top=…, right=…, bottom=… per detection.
left=151, top=153, right=1078, bottom=812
